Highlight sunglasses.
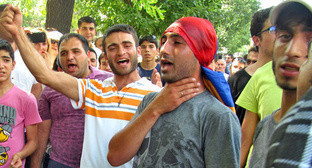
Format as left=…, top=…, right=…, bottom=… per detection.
left=256, top=26, right=276, bottom=36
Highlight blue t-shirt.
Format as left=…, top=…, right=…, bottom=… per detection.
left=137, top=63, right=161, bottom=81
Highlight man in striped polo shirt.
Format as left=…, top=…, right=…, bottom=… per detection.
left=0, top=6, right=161, bottom=168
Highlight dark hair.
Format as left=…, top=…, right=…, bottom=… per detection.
left=248, top=46, right=258, bottom=53
left=139, top=35, right=159, bottom=49
left=102, top=24, right=139, bottom=55
left=78, top=16, right=96, bottom=28
left=227, top=54, right=234, bottom=59
left=89, top=47, right=97, bottom=59
left=58, top=33, right=89, bottom=54
left=0, top=39, right=14, bottom=61
left=98, top=52, right=104, bottom=65
left=250, top=7, right=273, bottom=37
left=0, top=4, right=7, bottom=12
left=275, top=3, right=312, bottom=32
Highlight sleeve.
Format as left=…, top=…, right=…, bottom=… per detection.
left=204, top=111, right=241, bottom=168
left=236, top=74, right=258, bottom=113
left=38, top=87, right=51, bottom=121
left=24, top=93, right=42, bottom=126
left=70, top=79, right=87, bottom=109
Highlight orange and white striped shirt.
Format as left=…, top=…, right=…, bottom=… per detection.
left=71, top=77, right=160, bottom=168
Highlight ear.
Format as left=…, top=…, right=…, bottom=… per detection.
left=77, top=28, right=79, bottom=34
left=86, top=51, right=91, bottom=65
left=252, top=35, right=261, bottom=47
left=12, top=60, right=16, bottom=70
left=137, top=46, right=141, bottom=57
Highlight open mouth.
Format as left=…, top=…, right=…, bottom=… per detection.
left=117, top=59, right=129, bottom=65
left=280, top=63, right=300, bottom=77
left=281, top=64, right=299, bottom=72
left=161, top=59, right=174, bottom=71
left=67, top=63, right=77, bottom=71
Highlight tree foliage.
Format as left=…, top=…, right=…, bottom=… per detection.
left=73, top=0, right=260, bottom=53
left=4, top=0, right=47, bottom=28
left=3, top=0, right=260, bottom=53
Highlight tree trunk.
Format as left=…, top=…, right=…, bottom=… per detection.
left=45, top=0, right=75, bottom=34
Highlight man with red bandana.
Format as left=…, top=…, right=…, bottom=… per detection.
left=108, top=17, right=241, bottom=167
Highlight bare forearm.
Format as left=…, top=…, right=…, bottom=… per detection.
left=108, top=105, right=161, bottom=166
left=30, top=121, right=51, bottom=168
left=240, top=111, right=259, bottom=168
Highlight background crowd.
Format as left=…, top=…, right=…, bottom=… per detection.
left=0, top=0, right=311, bottom=168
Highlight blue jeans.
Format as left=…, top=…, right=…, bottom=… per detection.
left=47, top=159, right=71, bottom=168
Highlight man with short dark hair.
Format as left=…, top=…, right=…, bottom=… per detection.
left=138, top=35, right=162, bottom=86
left=30, top=33, right=113, bottom=168
left=77, top=16, right=96, bottom=44
left=225, top=54, right=234, bottom=74
left=0, top=6, right=160, bottom=168
left=248, top=1, right=311, bottom=166
left=246, top=46, right=258, bottom=66
left=77, top=16, right=102, bottom=57
left=235, top=7, right=284, bottom=167
left=88, top=47, right=98, bottom=68
left=108, top=17, right=240, bottom=168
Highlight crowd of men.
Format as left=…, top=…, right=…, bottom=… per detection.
left=0, top=0, right=311, bottom=167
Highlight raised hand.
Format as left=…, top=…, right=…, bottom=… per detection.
left=151, top=68, right=162, bottom=87
left=0, top=4, right=23, bottom=42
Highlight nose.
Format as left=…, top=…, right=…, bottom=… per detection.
left=67, top=52, right=75, bottom=60
left=117, top=46, right=126, bottom=56
left=285, top=33, right=309, bottom=59
left=160, top=40, right=170, bottom=58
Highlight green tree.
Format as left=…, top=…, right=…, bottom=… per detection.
left=3, top=0, right=260, bottom=53
left=4, top=0, right=46, bottom=28
left=73, top=0, right=260, bottom=53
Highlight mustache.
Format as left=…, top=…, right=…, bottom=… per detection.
left=160, top=53, right=173, bottom=61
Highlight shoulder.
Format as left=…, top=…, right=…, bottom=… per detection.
left=89, top=66, right=114, bottom=79
left=134, top=78, right=161, bottom=92
left=12, top=86, right=37, bottom=105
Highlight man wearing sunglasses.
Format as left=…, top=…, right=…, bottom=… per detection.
left=234, top=7, right=284, bottom=167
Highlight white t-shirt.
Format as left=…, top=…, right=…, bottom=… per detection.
left=11, top=50, right=37, bottom=93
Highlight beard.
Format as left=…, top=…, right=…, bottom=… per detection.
left=108, top=57, right=138, bottom=76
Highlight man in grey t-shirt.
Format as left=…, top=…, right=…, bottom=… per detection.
left=108, top=17, right=241, bottom=167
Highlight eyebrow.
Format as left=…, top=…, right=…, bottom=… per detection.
left=1, top=55, right=12, bottom=59
left=107, top=41, right=133, bottom=48
left=161, top=34, right=182, bottom=39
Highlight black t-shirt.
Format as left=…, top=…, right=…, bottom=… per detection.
left=228, top=68, right=251, bottom=124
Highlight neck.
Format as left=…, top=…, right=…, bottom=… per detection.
left=82, top=66, right=92, bottom=78
left=274, top=90, right=297, bottom=122
left=245, top=51, right=272, bottom=75
left=140, top=60, right=157, bottom=70
left=114, top=70, right=141, bottom=90
left=0, top=80, right=14, bottom=98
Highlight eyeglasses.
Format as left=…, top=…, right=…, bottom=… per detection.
left=247, top=59, right=257, bottom=64
left=256, top=26, right=276, bottom=36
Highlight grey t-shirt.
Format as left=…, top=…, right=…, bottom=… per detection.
left=132, top=90, right=241, bottom=168
left=248, top=110, right=279, bottom=168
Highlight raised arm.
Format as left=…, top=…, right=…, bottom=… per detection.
left=107, top=78, right=200, bottom=166
left=0, top=5, right=79, bottom=101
